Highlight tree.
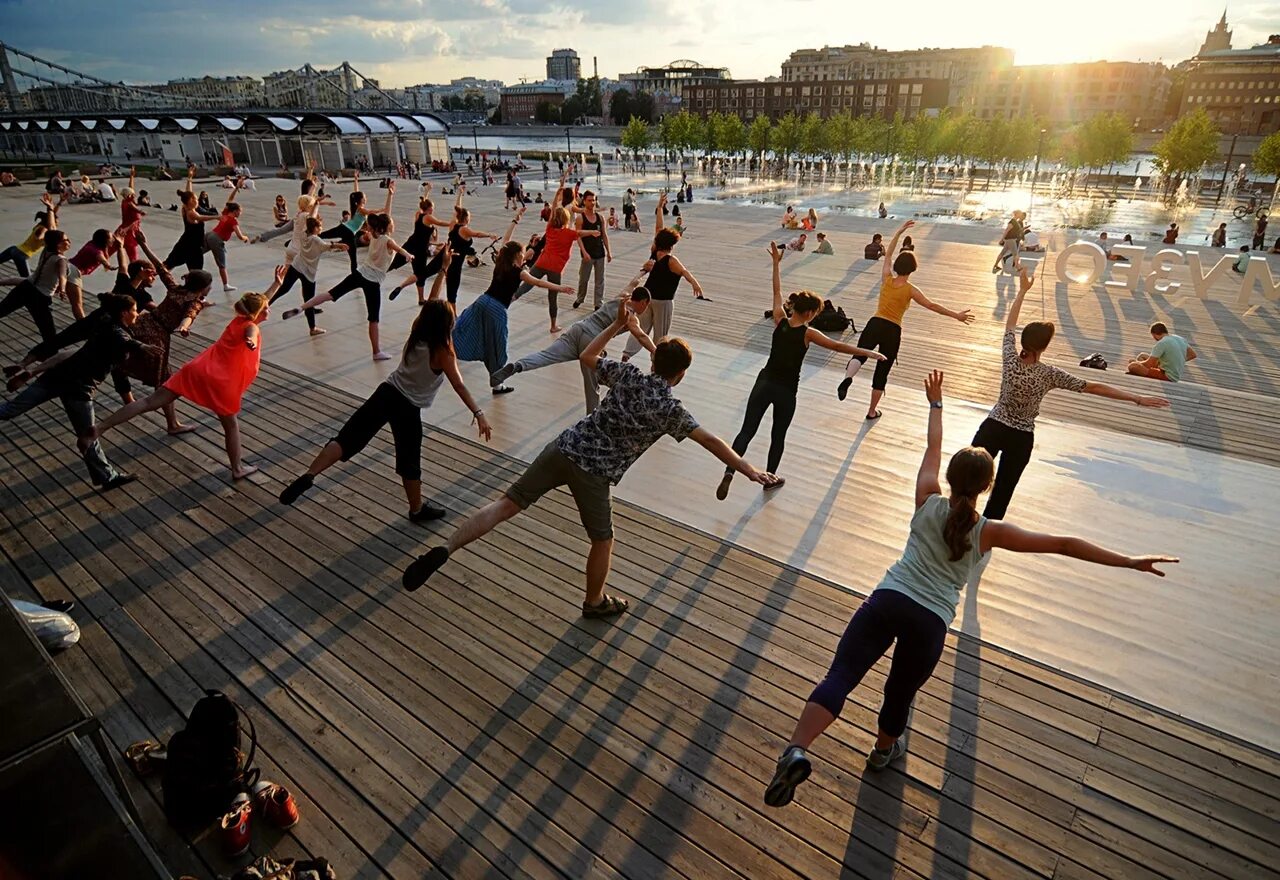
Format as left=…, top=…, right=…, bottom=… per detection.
left=825, top=110, right=857, bottom=163
left=703, top=111, right=725, bottom=156
left=621, top=116, right=652, bottom=155
left=534, top=101, right=560, bottom=125
left=720, top=114, right=747, bottom=157
left=748, top=114, right=772, bottom=156
left=609, top=89, right=633, bottom=125
left=800, top=112, right=826, bottom=157
left=631, top=91, right=656, bottom=124
left=1153, top=108, right=1219, bottom=177
left=772, top=112, right=803, bottom=160
left=1253, top=130, right=1280, bottom=184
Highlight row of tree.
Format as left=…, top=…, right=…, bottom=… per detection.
left=617, top=105, right=1280, bottom=183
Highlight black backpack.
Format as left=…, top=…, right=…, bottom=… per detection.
left=810, top=299, right=854, bottom=333
left=162, top=690, right=259, bottom=826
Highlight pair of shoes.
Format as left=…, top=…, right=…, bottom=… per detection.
left=866, top=738, right=907, bottom=770
left=492, top=384, right=515, bottom=395
left=490, top=363, right=519, bottom=386
left=408, top=503, right=446, bottom=523
left=764, top=745, right=812, bottom=807
left=252, top=781, right=300, bottom=829
left=100, top=473, right=138, bottom=492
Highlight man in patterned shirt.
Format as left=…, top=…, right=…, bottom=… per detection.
left=404, top=299, right=780, bottom=618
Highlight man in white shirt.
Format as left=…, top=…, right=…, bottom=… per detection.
left=96, top=180, right=116, bottom=201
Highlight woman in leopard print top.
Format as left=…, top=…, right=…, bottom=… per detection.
left=970, top=269, right=1169, bottom=519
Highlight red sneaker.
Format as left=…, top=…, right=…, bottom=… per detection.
left=220, top=793, right=252, bottom=857
left=252, top=781, right=300, bottom=829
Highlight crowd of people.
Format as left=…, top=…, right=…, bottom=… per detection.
left=0, top=157, right=1195, bottom=820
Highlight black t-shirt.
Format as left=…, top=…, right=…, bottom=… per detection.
left=864, top=243, right=885, bottom=260
left=580, top=213, right=605, bottom=259
left=110, top=271, right=156, bottom=310
left=49, top=324, right=144, bottom=391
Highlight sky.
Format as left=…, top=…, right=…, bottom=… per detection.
left=2, top=0, right=1278, bottom=88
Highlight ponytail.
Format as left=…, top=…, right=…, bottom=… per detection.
left=942, top=447, right=994, bottom=561
left=943, top=496, right=979, bottom=562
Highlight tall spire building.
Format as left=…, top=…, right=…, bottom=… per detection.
left=1198, top=11, right=1233, bottom=55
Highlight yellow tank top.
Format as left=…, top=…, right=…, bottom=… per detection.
left=17, top=225, right=44, bottom=257
left=873, top=277, right=913, bottom=325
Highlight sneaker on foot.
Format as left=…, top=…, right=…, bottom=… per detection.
left=571, top=297, right=584, bottom=309
left=281, top=307, right=301, bottom=321
left=388, top=286, right=403, bottom=301
left=492, top=384, right=515, bottom=395
left=409, top=503, right=446, bottom=523
left=101, top=473, right=138, bottom=492
left=764, top=746, right=812, bottom=808
left=866, top=738, right=907, bottom=770
left=837, top=377, right=852, bottom=401
left=223, top=285, right=237, bottom=293
left=404, top=546, right=449, bottom=591
left=490, top=363, right=518, bottom=386
left=279, top=474, right=314, bottom=505
left=715, top=473, right=732, bottom=501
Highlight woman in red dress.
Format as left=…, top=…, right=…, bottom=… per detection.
left=84, top=267, right=285, bottom=480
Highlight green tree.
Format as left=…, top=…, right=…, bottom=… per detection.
left=772, top=112, right=803, bottom=159
left=621, top=116, right=652, bottom=155
left=609, top=90, right=633, bottom=125
left=631, top=91, right=656, bottom=124
left=720, top=113, right=747, bottom=156
left=534, top=101, right=560, bottom=125
left=748, top=114, right=772, bottom=156
left=825, top=110, right=857, bottom=163
left=799, top=112, right=826, bottom=157
left=1005, top=115, right=1041, bottom=166
left=701, top=112, right=723, bottom=156
left=1253, top=130, right=1280, bottom=183
left=1153, top=108, right=1219, bottom=177
left=658, top=114, right=676, bottom=155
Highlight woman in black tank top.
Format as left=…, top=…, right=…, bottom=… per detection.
left=717, top=244, right=886, bottom=500
left=388, top=193, right=451, bottom=304
left=622, top=192, right=709, bottom=360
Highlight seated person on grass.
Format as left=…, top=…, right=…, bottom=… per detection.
left=1127, top=322, right=1195, bottom=382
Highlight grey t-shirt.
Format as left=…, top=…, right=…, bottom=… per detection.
left=876, top=494, right=985, bottom=625
left=386, top=344, right=445, bottom=408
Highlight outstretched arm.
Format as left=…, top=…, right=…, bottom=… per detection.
left=689, top=426, right=776, bottom=485
left=806, top=331, right=887, bottom=361
left=768, top=242, right=784, bottom=324
left=655, top=192, right=667, bottom=235
left=915, top=370, right=944, bottom=508
left=502, top=206, right=526, bottom=245
left=1083, top=381, right=1169, bottom=408
left=580, top=298, right=629, bottom=370
left=883, top=220, right=913, bottom=281
left=911, top=285, right=973, bottom=324
left=518, top=269, right=573, bottom=293
left=667, top=255, right=706, bottom=299
left=442, top=350, right=493, bottom=441
left=981, top=520, right=1178, bottom=575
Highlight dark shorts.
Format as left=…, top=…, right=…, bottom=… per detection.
left=333, top=382, right=422, bottom=480
left=506, top=441, right=614, bottom=541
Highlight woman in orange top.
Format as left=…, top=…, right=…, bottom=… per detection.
left=837, top=221, right=974, bottom=420
left=84, top=268, right=285, bottom=480
left=513, top=172, right=600, bottom=334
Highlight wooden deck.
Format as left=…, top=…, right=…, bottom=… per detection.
left=2, top=326, right=1278, bottom=879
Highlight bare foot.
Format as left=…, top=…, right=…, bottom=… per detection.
left=231, top=465, right=259, bottom=480
left=373, top=350, right=392, bottom=361
left=310, top=327, right=326, bottom=337
left=166, top=424, right=197, bottom=435
left=549, top=325, right=561, bottom=334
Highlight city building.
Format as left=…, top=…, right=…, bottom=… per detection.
left=619, top=60, right=730, bottom=116
left=157, top=75, right=263, bottom=107
left=1183, top=17, right=1280, bottom=135
left=781, top=45, right=1012, bottom=109
left=971, top=61, right=1171, bottom=127
left=500, top=82, right=567, bottom=123
left=685, top=78, right=949, bottom=122
left=546, top=49, right=582, bottom=82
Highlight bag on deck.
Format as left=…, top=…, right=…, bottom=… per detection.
left=162, top=690, right=259, bottom=825
left=810, top=300, right=854, bottom=333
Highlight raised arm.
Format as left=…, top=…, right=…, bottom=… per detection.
left=184, top=167, right=194, bottom=193
left=224, top=178, right=241, bottom=208
left=655, top=192, right=667, bottom=235
left=502, top=206, right=526, bottom=245
left=128, top=166, right=136, bottom=193
left=1005, top=267, right=1034, bottom=332
left=769, top=242, right=785, bottom=324
left=883, top=220, right=913, bottom=281
left=915, top=370, right=945, bottom=508
left=910, top=285, right=973, bottom=324
left=580, top=298, right=629, bottom=370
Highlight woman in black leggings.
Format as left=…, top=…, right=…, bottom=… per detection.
left=971, top=268, right=1168, bottom=519
left=763, top=370, right=1177, bottom=808
left=717, top=243, right=884, bottom=499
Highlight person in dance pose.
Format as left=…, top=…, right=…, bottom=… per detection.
left=164, top=168, right=219, bottom=273
left=417, top=186, right=501, bottom=305
left=250, top=194, right=294, bottom=244
left=0, top=229, right=69, bottom=343
left=513, top=175, right=601, bottom=333
left=64, top=229, right=117, bottom=320
left=621, top=192, right=709, bottom=362
left=0, top=292, right=148, bottom=490
left=116, top=168, right=145, bottom=264
left=762, top=370, right=1177, bottom=808
left=453, top=210, right=577, bottom=395
left=282, top=182, right=409, bottom=360
left=271, top=212, right=347, bottom=337
left=0, top=197, right=57, bottom=278
left=991, top=210, right=1026, bottom=274
left=279, top=273, right=494, bottom=520
left=572, top=190, right=612, bottom=311
left=402, top=298, right=781, bottom=616
left=202, top=179, right=251, bottom=293
left=490, top=277, right=656, bottom=412
left=717, top=244, right=887, bottom=499
left=84, top=275, right=285, bottom=480
left=836, top=221, right=973, bottom=420
left=387, top=187, right=453, bottom=304
left=319, top=172, right=386, bottom=273
left=972, top=269, right=1169, bottom=520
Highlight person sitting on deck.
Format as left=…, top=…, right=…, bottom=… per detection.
left=786, top=233, right=807, bottom=253
left=814, top=232, right=834, bottom=255
left=1212, top=223, right=1227, bottom=248
left=1127, top=322, right=1195, bottom=382
left=1163, top=223, right=1179, bottom=245
left=864, top=234, right=885, bottom=261
left=1232, top=245, right=1250, bottom=273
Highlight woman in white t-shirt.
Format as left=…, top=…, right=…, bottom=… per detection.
left=269, top=214, right=347, bottom=336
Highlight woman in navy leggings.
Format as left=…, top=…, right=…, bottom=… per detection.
left=763, top=370, right=1177, bottom=808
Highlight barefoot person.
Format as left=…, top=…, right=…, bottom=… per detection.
left=85, top=276, right=285, bottom=480
left=621, top=192, right=709, bottom=361
left=452, top=210, right=576, bottom=395
left=490, top=273, right=656, bottom=411
left=991, top=210, right=1026, bottom=274
left=972, top=269, right=1169, bottom=519
left=402, top=300, right=781, bottom=616
left=164, top=168, right=219, bottom=273
left=837, top=220, right=974, bottom=420
left=1, top=293, right=148, bottom=491
left=763, top=370, right=1177, bottom=808
left=1126, top=322, right=1196, bottom=383
left=717, top=244, right=887, bottom=499
left=280, top=274, right=494, bottom=521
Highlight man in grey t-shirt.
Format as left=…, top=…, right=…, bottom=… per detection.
left=491, top=280, right=655, bottom=411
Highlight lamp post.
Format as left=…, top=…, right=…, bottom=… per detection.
left=566, top=126, right=572, bottom=156
left=1029, top=128, right=1046, bottom=219
left=1216, top=132, right=1239, bottom=207
left=472, top=125, right=479, bottom=157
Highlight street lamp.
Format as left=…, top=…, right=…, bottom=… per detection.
left=566, top=126, right=572, bottom=156
left=472, top=125, right=479, bottom=157
left=1029, top=128, right=1046, bottom=217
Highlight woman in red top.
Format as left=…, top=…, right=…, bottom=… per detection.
left=513, top=178, right=600, bottom=333
left=65, top=229, right=117, bottom=320
left=204, top=179, right=250, bottom=293
left=117, top=168, right=145, bottom=263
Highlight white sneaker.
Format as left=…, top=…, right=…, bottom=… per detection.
left=373, top=350, right=392, bottom=361
left=866, top=738, right=907, bottom=770
left=223, top=285, right=237, bottom=293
